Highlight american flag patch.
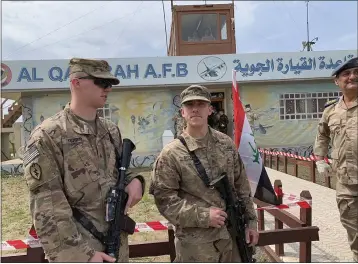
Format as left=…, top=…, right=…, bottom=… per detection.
left=23, top=145, right=40, bottom=167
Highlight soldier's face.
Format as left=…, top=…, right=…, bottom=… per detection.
left=181, top=100, right=212, bottom=127
left=335, top=67, right=358, bottom=92
left=72, top=77, right=112, bottom=108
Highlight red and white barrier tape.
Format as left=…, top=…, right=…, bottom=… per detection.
left=256, top=200, right=312, bottom=210
left=259, top=149, right=331, bottom=164
left=2, top=221, right=170, bottom=251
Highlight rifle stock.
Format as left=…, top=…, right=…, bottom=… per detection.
left=211, top=172, right=256, bottom=262
left=104, top=138, right=136, bottom=261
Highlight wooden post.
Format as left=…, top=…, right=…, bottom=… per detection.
left=274, top=180, right=284, bottom=256
left=310, top=161, right=316, bottom=183
left=275, top=155, right=279, bottom=171
left=263, top=152, right=266, bottom=166
left=299, top=190, right=312, bottom=263
left=293, top=153, right=298, bottom=177
left=27, top=247, right=46, bottom=263
left=269, top=150, right=273, bottom=168
left=168, top=224, right=176, bottom=262
left=257, top=205, right=265, bottom=231
left=283, top=156, right=288, bottom=173
left=325, top=176, right=332, bottom=189
left=325, top=168, right=332, bottom=189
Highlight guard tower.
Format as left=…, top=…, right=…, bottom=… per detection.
left=168, top=1, right=236, bottom=56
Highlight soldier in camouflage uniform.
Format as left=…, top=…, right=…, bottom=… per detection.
left=23, top=58, right=145, bottom=262
left=217, top=109, right=229, bottom=135
left=173, top=109, right=186, bottom=138
left=150, top=85, right=258, bottom=262
left=313, top=57, right=358, bottom=262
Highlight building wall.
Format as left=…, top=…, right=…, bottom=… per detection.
left=239, top=80, right=337, bottom=156
left=29, top=89, right=183, bottom=167
left=21, top=79, right=336, bottom=166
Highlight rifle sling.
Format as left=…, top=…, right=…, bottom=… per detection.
left=177, top=136, right=211, bottom=187
left=71, top=126, right=121, bottom=246
left=72, top=207, right=107, bottom=244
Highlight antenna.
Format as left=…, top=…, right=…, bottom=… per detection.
left=306, top=1, right=310, bottom=51
left=302, top=1, right=318, bottom=52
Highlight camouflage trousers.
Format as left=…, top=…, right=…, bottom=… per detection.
left=173, top=237, right=241, bottom=262
left=336, top=182, right=358, bottom=262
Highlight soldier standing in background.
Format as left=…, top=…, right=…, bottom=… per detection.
left=217, top=109, right=229, bottom=135
left=245, top=104, right=258, bottom=131
left=313, top=57, right=358, bottom=262
left=173, top=109, right=186, bottom=138
left=208, top=106, right=218, bottom=129
left=23, top=58, right=145, bottom=262
left=150, top=85, right=258, bottom=262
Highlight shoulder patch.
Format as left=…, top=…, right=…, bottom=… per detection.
left=23, top=144, right=40, bottom=167
left=29, top=163, right=42, bottom=180
left=324, top=98, right=339, bottom=108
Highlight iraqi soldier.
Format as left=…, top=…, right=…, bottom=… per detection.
left=23, top=58, right=145, bottom=262
left=313, top=56, right=358, bottom=262
left=150, top=85, right=258, bottom=262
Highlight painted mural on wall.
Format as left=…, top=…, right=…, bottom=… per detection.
left=107, top=90, right=179, bottom=166
left=33, top=93, right=70, bottom=126
left=240, top=81, right=339, bottom=156
left=31, top=90, right=180, bottom=167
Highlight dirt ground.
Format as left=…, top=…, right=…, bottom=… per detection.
left=1, top=169, right=271, bottom=262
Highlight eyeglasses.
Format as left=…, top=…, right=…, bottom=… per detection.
left=77, top=76, right=112, bottom=89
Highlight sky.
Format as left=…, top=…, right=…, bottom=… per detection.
left=1, top=0, right=357, bottom=61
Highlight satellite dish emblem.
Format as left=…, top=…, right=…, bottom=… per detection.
left=197, top=56, right=227, bottom=81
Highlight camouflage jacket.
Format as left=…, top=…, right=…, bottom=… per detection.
left=150, top=127, right=257, bottom=243
left=23, top=103, right=145, bottom=262
left=314, top=97, right=358, bottom=184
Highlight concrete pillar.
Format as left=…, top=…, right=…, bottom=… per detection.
left=13, top=122, right=23, bottom=158
left=1, top=132, right=11, bottom=161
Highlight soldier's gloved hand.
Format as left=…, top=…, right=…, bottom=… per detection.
left=316, top=160, right=332, bottom=177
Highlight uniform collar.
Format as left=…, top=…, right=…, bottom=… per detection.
left=64, top=103, right=108, bottom=137
left=180, top=126, right=219, bottom=152
left=339, top=95, right=358, bottom=109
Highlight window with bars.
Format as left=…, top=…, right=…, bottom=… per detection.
left=279, top=91, right=342, bottom=120
left=97, top=103, right=112, bottom=121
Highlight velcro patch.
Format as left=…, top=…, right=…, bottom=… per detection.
left=23, top=145, right=40, bottom=167
left=29, top=163, right=42, bottom=180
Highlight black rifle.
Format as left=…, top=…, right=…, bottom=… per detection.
left=211, top=172, right=256, bottom=263
left=104, top=138, right=137, bottom=261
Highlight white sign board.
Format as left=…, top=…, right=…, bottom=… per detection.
left=1, top=50, right=356, bottom=92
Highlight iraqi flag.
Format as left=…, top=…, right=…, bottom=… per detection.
left=232, top=70, right=279, bottom=205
